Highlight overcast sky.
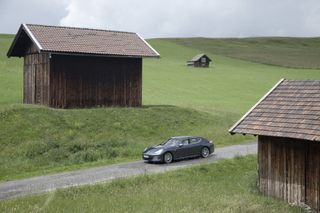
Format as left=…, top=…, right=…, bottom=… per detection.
left=1, top=0, right=320, bottom=38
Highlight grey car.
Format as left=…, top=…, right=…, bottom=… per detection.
left=142, top=136, right=214, bottom=164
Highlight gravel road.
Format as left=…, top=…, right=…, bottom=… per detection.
left=0, top=141, right=257, bottom=200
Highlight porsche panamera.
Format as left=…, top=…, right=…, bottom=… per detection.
left=142, top=136, right=214, bottom=164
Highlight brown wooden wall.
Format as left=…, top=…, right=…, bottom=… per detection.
left=49, top=55, right=142, bottom=108
left=193, top=61, right=210, bottom=68
left=258, top=136, right=320, bottom=210
left=306, top=142, right=320, bottom=210
left=23, top=44, right=50, bottom=105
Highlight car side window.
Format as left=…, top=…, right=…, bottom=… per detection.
left=181, top=139, right=189, bottom=146
left=190, top=138, right=200, bottom=144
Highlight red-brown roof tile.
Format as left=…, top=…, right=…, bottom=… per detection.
left=229, top=79, right=320, bottom=142
left=8, top=24, right=159, bottom=58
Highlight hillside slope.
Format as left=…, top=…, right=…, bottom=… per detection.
left=1, top=105, right=241, bottom=181
left=169, top=37, right=320, bottom=69
left=143, top=38, right=320, bottom=114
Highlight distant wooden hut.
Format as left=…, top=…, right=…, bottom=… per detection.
left=7, top=24, right=159, bottom=108
left=229, top=79, right=320, bottom=211
left=187, top=54, right=211, bottom=68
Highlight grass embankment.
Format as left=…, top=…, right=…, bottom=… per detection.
left=0, top=156, right=306, bottom=212
left=1, top=34, right=320, bottom=180
left=0, top=105, right=246, bottom=181
left=169, top=37, right=320, bottom=69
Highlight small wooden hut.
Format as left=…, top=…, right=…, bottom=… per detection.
left=229, top=79, right=320, bottom=210
left=7, top=24, right=159, bottom=108
left=187, top=54, right=211, bottom=68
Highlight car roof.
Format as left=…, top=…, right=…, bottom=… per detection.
left=171, top=136, right=198, bottom=140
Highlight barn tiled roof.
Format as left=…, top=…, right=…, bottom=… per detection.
left=8, top=24, right=160, bottom=58
left=229, top=79, right=320, bottom=141
left=188, top=54, right=211, bottom=62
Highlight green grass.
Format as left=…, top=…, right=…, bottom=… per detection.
left=0, top=105, right=247, bottom=181
left=0, top=34, right=22, bottom=106
left=1, top=34, right=320, bottom=181
left=169, top=37, right=320, bottom=69
left=143, top=39, right=320, bottom=115
left=0, top=155, right=306, bottom=213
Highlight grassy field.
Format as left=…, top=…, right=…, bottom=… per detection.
left=0, top=34, right=22, bottom=106
left=169, top=37, right=320, bottom=69
left=1, top=34, right=320, bottom=181
left=143, top=39, right=320, bottom=114
left=0, top=155, right=306, bottom=212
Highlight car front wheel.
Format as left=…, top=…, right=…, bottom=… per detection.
left=163, top=152, right=173, bottom=164
left=201, top=147, right=210, bottom=158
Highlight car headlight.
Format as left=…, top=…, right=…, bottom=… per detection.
left=153, top=149, right=163, bottom=155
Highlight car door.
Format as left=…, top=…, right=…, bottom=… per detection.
left=188, top=137, right=202, bottom=156
left=175, top=139, right=190, bottom=158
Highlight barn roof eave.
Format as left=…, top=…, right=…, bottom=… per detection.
left=228, top=78, right=285, bottom=134
left=22, top=24, right=43, bottom=51
left=136, top=33, right=160, bottom=57
left=7, top=25, right=23, bottom=57
left=7, top=24, right=42, bottom=57
left=231, top=130, right=320, bottom=142
left=41, top=50, right=160, bottom=58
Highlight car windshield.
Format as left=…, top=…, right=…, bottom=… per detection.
left=160, top=138, right=181, bottom=147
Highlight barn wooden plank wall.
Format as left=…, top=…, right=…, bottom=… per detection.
left=258, top=136, right=320, bottom=210
left=193, top=61, right=209, bottom=68
left=49, top=55, right=142, bottom=108
left=306, top=143, right=320, bottom=209
left=23, top=44, right=50, bottom=105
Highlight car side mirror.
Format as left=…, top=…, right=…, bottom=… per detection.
left=178, top=143, right=183, bottom=147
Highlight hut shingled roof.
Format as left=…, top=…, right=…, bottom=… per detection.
left=229, top=79, right=320, bottom=141
left=8, top=24, right=160, bottom=58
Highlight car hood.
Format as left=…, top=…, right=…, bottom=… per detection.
left=144, top=145, right=164, bottom=153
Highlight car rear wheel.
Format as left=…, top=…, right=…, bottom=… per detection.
left=163, top=152, right=173, bottom=164
left=201, top=147, right=210, bottom=158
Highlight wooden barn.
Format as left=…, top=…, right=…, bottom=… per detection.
left=187, top=54, right=211, bottom=68
left=7, top=24, right=159, bottom=108
left=229, top=79, right=320, bottom=210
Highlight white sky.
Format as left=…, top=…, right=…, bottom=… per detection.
left=0, top=0, right=320, bottom=38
